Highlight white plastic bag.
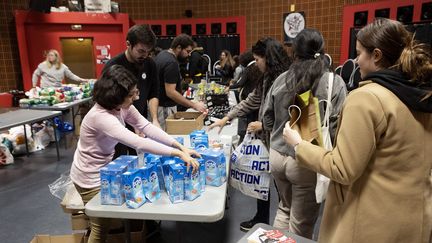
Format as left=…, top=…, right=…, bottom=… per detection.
left=33, top=125, right=52, bottom=150
left=315, top=73, right=334, bottom=203
left=229, top=133, right=270, bottom=200
left=49, top=171, right=73, bottom=200
left=61, top=183, right=84, bottom=210
left=8, top=125, right=36, bottom=155
left=0, top=143, right=14, bottom=165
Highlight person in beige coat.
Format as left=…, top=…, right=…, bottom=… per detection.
left=283, top=18, right=432, bottom=242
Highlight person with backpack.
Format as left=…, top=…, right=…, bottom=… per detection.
left=262, top=29, right=347, bottom=239
left=188, top=41, right=208, bottom=83
left=283, top=18, right=432, bottom=242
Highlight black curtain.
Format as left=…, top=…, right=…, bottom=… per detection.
left=348, top=22, right=432, bottom=60
left=156, top=35, right=240, bottom=67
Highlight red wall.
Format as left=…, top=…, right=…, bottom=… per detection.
left=135, top=16, right=247, bottom=53
left=15, top=10, right=130, bottom=91
left=341, top=0, right=430, bottom=64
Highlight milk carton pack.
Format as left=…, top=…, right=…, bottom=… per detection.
left=162, top=159, right=177, bottom=193
left=197, top=158, right=206, bottom=192
left=194, top=135, right=209, bottom=150
left=115, top=155, right=138, bottom=170
left=201, top=149, right=226, bottom=187
left=100, top=163, right=128, bottom=205
left=140, top=163, right=161, bottom=202
left=167, top=163, right=185, bottom=203
left=183, top=165, right=201, bottom=201
left=189, top=130, right=206, bottom=147
left=146, top=154, right=165, bottom=191
left=122, top=169, right=146, bottom=209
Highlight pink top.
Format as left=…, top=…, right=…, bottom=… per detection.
left=70, top=103, right=176, bottom=188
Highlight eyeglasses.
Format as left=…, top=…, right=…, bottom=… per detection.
left=128, top=89, right=140, bottom=97
left=137, top=48, right=152, bottom=55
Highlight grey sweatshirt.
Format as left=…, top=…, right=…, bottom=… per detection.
left=32, top=62, right=83, bottom=88
left=226, top=76, right=271, bottom=146
left=262, top=70, right=347, bottom=157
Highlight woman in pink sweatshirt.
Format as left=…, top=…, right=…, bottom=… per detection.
left=70, top=64, right=199, bottom=243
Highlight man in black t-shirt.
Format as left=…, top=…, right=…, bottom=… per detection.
left=102, top=24, right=160, bottom=156
left=154, top=34, right=207, bottom=130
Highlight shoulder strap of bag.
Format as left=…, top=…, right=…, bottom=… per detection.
left=322, top=72, right=334, bottom=127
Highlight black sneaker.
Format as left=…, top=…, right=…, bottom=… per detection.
left=240, top=218, right=260, bottom=232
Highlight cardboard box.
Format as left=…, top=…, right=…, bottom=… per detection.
left=71, top=213, right=89, bottom=231
left=166, top=112, right=204, bottom=135
left=31, top=229, right=145, bottom=243
left=30, top=233, right=85, bottom=243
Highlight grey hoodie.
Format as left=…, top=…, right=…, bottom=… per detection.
left=262, top=70, right=347, bottom=157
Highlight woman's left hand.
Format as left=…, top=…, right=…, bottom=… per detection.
left=283, top=121, right=302, bottom=146
left=247, top=121, right=263, bottom=133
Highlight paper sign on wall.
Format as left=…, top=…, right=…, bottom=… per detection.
left=96, top=45, right=111, bottom=64
left=283, top=12, right=306, bottom=43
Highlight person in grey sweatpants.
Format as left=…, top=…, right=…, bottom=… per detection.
left=262, top=29, right=347, bottom=239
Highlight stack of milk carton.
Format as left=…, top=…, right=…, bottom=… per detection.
left=190, top=130, right=209, bottom=151
left=159, top=157, right=202, bottom=204
left=100, top=156, right=139, bottom=206
left=99, top=130, right=227, bottom=207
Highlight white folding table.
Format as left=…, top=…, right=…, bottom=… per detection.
left=0, top=108, right=62, bottom=160
left=85, top=91, right=239, bottom=242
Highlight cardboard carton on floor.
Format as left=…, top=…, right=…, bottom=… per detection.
left=31, top=229, right=145, bottom=243
left=166, top=112, right=204, bottom=135
left=30, top=233, right=85, bottom=243
left=71, top=213, right=89, bottom=231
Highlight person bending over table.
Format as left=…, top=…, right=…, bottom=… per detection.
left=32, top=49, right=90, bottom=89
left=70, top=64, right=200, bottom=243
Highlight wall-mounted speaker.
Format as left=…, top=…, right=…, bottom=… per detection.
left=354, top=11, right=368, bottom=27
left=29, top=0, right=56, bottom=13
left=185, top=10, right=193, bottom=18
left=421, top=2, right=432, bottom=21
left=226, top=22, right=237, bottom=34
left=181, top=24, right=192, bottom=35
left=151, top=25, right=162, bottom=36
left=397, top=5, right=414, bottom=24
left=375, top=8, right=390, bottom=18
left=196, top=24, right=206, bottom=35
left=211, top=23, right=222, bottom=34
left=166, top=25, right=177, bottom=36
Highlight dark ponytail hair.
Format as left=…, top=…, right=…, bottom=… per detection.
left=357, top=18, right=432, bottom=86
left=289, top=28, right=327, bottom=93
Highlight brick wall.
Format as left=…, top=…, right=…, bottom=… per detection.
left=1, top=0, right=375, bottom=92
left=0, top=0, right=28, bottom=92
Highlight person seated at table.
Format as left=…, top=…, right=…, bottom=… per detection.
left=70, top=64, right=200, bottom=243
left=32, top=49, right=90, bottom=89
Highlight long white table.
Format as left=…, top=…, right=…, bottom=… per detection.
left=28, top=97, right=92, bottom=129
left=0, top=108, right=62, bottom=160
left=85, top=91, right=239, bottom=242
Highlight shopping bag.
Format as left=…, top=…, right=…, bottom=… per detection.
left=229, top=133, right=270, bottom=200
left=289, top=90, right=323, bottom=147
left=315, top=72, right=334, bottom=203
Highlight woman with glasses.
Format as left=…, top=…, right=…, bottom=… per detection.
left=70, top=65, right=200, bottom=243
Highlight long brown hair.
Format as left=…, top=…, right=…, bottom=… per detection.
left=45, top=49, right=62, bottom=70
left=220, top=50, right=235, bottom=68
left=356, top=18, right=432, bottom=86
